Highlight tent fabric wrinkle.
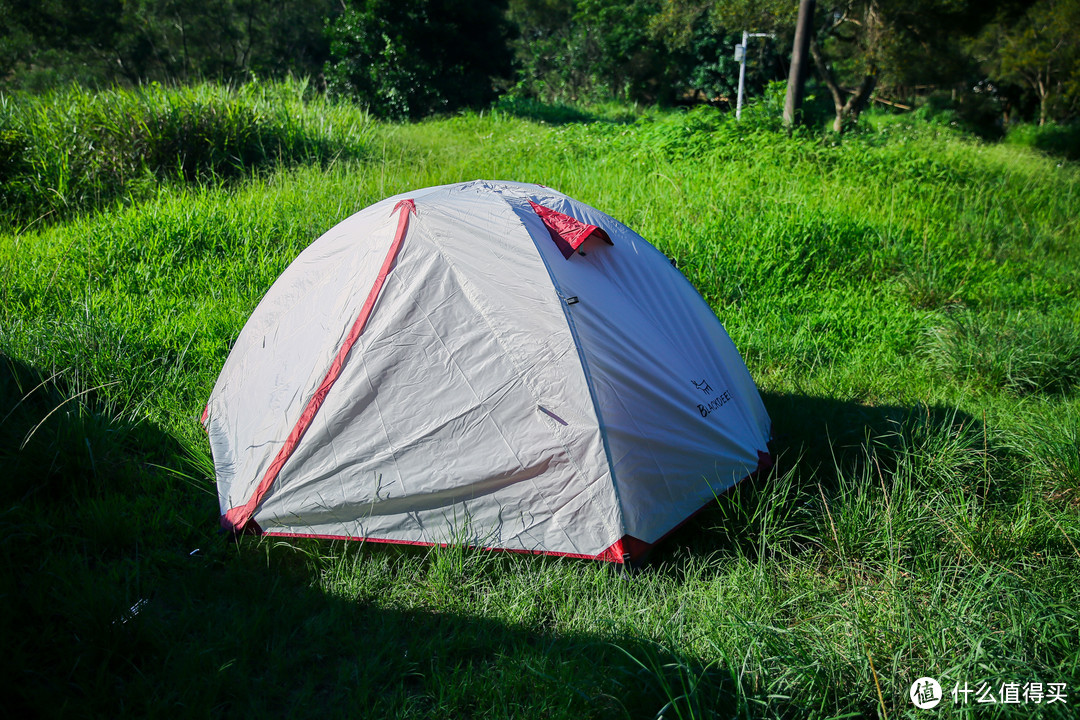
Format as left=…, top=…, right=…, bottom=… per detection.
left=205, top=180, right=771, bottom=563
left=220, top=197, right=416, bottom=532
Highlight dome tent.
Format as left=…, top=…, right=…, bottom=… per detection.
left=203, top=180, right=771, bottom=563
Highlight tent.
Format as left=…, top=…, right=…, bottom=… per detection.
left=203, top=180, right=771, bottom=563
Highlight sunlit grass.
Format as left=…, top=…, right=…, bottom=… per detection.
left=1, top=84, right=1078, bottom=718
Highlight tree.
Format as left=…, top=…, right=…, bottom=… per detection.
left=648, top=0, right=785, bottom=107
left=975, top=0, right=1080, bottom=124
left=807, top=0, right=884, bottom=132
left=508, top=0, right=671, bottom=104
left=0, top=0, right=339, bottom=88
left=654, top=0, right=1007, bottom=132
left=325, top=0, right=514, bottom=119
left=784, top=0, right=815, bottom=128
left=506, top=0, right=596, bottom=101
left=807, top=0, right=1007, bottom=132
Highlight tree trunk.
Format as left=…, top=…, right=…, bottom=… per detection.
left=809, top=37, right=844, bottom=130
left=783, top=0, right=816, bottom=130
left=1038, top=76, right=1047, bottom=126
left=841, top=72, right=878, bottom=130
left=809, top=35, right=877, bottom=133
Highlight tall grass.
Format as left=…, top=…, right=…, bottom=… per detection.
left=1004, top=121, right=1080, bottom=161
left=0, top=78, right=373, bottom=229
left=926, top=309, right=1080, bottom=394
left=1, top=84, right=1078, bottom=718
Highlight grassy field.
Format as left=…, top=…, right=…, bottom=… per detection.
left=1, top=82, right=1078, bottom=718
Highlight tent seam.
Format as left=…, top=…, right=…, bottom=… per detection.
left=414, top=213, right=586, bottom=552
left=507, top=189, right=629, bottom=550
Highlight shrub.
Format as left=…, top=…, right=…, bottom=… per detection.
left=325, top=0, right=514, bottom=120
left=0, top=81, right=372, bottom=228
left=1005, top=122, right=1080, bottom=161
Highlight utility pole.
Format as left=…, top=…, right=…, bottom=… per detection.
left=783, top=0, right=815, bottom=129
left=735, top=31, right=774, bottom=121
left=736, top=31, right=748, bottom=121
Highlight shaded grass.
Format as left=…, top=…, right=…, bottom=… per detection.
left=1005, top=122, right=1080, bottom=162
left=1, top=87, right=1079, bottom=717
left=925, top=309, right=1080, bottom=395
left=0, top=78, right=373, bottom=230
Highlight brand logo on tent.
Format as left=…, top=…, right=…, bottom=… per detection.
left=692, top=379, right=713, bottom=394
left=692, top=379, right=731, bottom=417
left=696, top=388, right=732, bottom=418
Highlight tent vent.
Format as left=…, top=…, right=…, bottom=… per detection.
left=529, top=200, right=612, bottom=259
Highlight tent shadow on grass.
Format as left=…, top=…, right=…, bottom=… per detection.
left=0, top=354, right=774, bottom=719
left=41, top=548, right=753, bottom=719
left=649, top=389, right=985, bottom=565
left=760, top=389, right=981, bottom=473
left=2, top=355, right=1011, bottom=719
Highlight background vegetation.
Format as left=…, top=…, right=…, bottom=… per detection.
left=1, top=79, right=1078, bottom=718
left=2, top=0, right=1079, bottom=129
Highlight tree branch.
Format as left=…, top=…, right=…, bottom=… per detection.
left=809, top=34, right=844, bottom=113
left=842, top=69, right=877, bottom=119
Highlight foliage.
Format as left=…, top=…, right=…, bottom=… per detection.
left=805, top=0, right=1008, bottom=131
left=904, top=87, right=1010, bottom=140
left=325, top=0, right=514, bottom=119
left=2, top=83, right=1079, bottom=717
left=649, top=2, right=784, bottom=108
left=667, top=0, right=1018, bottom=130
left=1004, top=120, right=1080, bottom=160
left=507, top=0, right=674, bottom=104
left=0, top=80, right=372, bottom=229
left=0, top=0, right=339, bottom=90
left=1, top=0, right=1079, bottom=128
left=973, top=0, right=1080, bottom=125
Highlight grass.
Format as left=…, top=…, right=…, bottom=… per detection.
left=0, top=78, right=373, bottom=231
left=1, top=84, right=1078, bottom=718
left=1004, top=122, right=1080, bottom=162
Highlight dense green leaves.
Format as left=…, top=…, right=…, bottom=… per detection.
left=325, top=0, right=514, bottom=119
left=2, top=0, right=1080, bottom=126
left=974, top=0, right=1080, bottom=125
left=0, top=0, right=339, bottom=87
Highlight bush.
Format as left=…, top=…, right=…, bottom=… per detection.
left=325, top=0, right=513, bottom=119
left=1005, top=122, right=1080, bottom=161
left=0, top=80, right=371, bottom=228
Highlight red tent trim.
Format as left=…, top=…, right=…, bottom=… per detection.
left=220, top=199, right=417, bottom=533
left=243, top=451, right=773, bottom=564
left=261, top=529, right=644, bottom=564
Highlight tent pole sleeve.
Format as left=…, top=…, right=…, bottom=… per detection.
left=221, top=199, right=417, bottom=532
